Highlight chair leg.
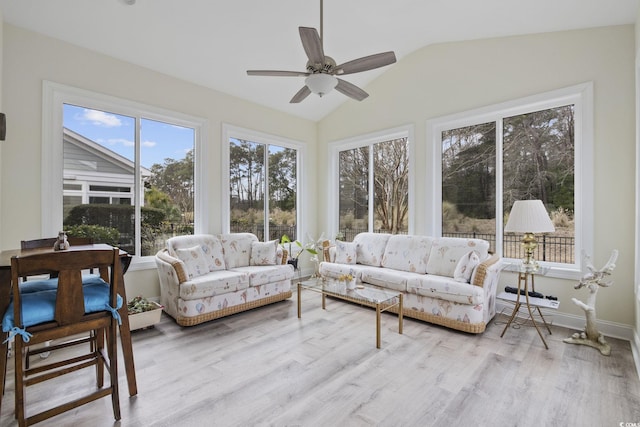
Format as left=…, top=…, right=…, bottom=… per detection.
left=0, top=334, right=7, bottom=414
left=107, top=320, right=121, bottom=421
left=14, top=339, right=25, bottom=425
left=95, top=329, right=104, bottom=388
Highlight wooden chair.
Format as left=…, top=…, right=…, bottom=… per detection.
left=5, top=248, right=121, bottom=426
left=18, top=236, right=97, bottom=364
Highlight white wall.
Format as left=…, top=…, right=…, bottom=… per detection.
left=318, top=25, right=636, bottom=329
left=0, top=24, right=317, bottom=298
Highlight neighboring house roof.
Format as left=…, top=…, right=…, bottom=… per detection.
left=63, top=127, right=151, bottom=179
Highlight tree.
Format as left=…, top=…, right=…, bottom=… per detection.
left=268, top=147, right=297, bottom=211
left=373, top=138, right=409, bottom=233
left=148, top=149, right=194, bottom=222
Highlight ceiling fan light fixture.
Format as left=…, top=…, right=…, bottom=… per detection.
left=305, top=73, right=337, bottom=97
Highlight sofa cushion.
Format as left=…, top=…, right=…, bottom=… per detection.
left=219, top=233, right=259, bottom=268
left=175, top=246, right=210, bottom=279
left=353, top=233, right=392, bottom=267
left=250, top=240, right=278, bottom=266
left=406, top=274, right=484, bottom=305
left=334, top=240, right=357, bottom=264
left=230, top=264, right=294, bottom=287
left=179, top=270, right=249, bottom=301
left=319, top=262, right=370, bottom=281
left=454, top=250, right=481, bottom=283
left=426, top=237, right=490, bottom=278
left=166, top=234, right=226, bottom=272
left=360, top=267, right=419, bottom=293
left=381, top=235, right=434, bottom=274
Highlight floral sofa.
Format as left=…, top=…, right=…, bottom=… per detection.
left=155, top=233, right=294, bottom=326
left=319, top=233, right=501, bottom=333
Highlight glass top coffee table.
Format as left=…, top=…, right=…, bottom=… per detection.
left=297, top=277, right=403, bottom=349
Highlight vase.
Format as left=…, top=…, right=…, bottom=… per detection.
left=287, top=258, right=299, bottom=270
left=347, top=278, right=356, bottom=290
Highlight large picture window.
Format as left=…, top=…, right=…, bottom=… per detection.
left=430, top=83, right=592, bottom=275
left=223, top=125, right=302, bottom=242
left=43, top=82, right=207, bottom=266
left=330, top=126, right=413, bottom=241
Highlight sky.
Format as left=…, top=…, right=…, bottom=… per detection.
left=63, top=104, right=194, bottom=170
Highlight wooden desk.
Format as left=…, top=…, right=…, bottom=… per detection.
left=0, top=244, right=138, bottom=399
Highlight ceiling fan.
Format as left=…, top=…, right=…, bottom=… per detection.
left=246, top=0, right=396, bottom=103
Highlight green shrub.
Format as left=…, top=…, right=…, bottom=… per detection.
left=65, top=224, right=120, bottom=246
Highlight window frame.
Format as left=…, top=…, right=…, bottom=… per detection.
left=427, top=83, right=593, bottom=279
left=42, top=81, right=209, bottom=270
left=328, top=125, right=415, bottom=239
left=221, top=123, right=305, bottom=240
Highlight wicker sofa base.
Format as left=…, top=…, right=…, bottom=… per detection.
left=394, top=306, right=487, bottom=334
left=173, top=291, right=293, bottom=327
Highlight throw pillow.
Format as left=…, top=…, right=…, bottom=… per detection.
left=175, top=245, right=210, bottom=279
left=454, top=250, right=481, bottom=283
left=334, top=240, right=357, bottom=264
left=250, top=240, right=278, bottom=266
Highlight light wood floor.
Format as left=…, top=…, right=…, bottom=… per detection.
left=2, top=289, right=640, bottom=427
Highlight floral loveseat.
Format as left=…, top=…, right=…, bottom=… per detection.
left=155, top=233, right=294, bottom=326
left=319, top=233, right=501, bottom=333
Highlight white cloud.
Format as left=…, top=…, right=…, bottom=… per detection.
left=107, top=138, right=134, bottom=147
left=77, top=109, right=122, bottom=127
left=142, top=140, right=157, bottom=148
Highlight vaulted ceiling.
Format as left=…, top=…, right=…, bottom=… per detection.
left=0, top=0, right=637, bottom=121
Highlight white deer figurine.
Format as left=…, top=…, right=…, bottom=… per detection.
left=563, top=249, right=618, bottom=356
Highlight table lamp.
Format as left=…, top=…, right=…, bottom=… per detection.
left=504, top=200, right=555, bottom=270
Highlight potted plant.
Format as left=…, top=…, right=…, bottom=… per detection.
left=280, top=234, right=318, bottom=270
left=127, top=296, right=163, bottom=330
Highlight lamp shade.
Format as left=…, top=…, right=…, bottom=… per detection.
left=305, top=73, right=338, bottom=97
left=504, top=200, right=555, bottom=233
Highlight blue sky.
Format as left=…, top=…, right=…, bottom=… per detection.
left=63, top=104, right=194, bottom=169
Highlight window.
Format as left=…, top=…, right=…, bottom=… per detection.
left=43, top=82, right=208, bottom=266
left=222, top=125, right=302, bottom=242
left=330, top=126, right=414, bottom=242
left=429, top=83, right=593, bottom=276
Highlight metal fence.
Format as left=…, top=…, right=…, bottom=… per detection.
left=227, top=225, right=575, bottom=264
left=444, top=231, right=575, bottom=264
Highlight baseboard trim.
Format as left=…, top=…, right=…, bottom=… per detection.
left=495, top=300, right=634, bottom=341
left=632, top=330, right=640, bottom=380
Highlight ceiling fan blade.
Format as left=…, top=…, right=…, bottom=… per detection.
left=335, top=78, right=369, bottom=101
left=247, top=70, right=309, bottom=77
left=299, top=27, right=325, bottom=65
left=335, top=51, right=397, bottom=75
left=290, top=86, right=312, bottom=103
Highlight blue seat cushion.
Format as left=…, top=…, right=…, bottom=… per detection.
left=2, top=277, right=123, bottom=332
left=19, top=274, right=102, bottom=293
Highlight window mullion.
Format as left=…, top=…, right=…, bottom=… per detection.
left=495, top=118, right=504, bottom=257
left=368, top=143, right=375, bottom=232
left=134, top=117, right=142, bottom=257
left=264, top=143, right=270, bottom=241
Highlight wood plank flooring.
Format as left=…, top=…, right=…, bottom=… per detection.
left=2, top=288, right=640, bottom=426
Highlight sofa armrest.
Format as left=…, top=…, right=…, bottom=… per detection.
left=471, top=254, right=501, bottom=288
left=155, top=248, right=188, bottom=284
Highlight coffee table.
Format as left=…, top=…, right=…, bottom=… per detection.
left=297, top=277, right=403, bottom=349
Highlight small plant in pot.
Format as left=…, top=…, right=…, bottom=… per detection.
left=127, top=296, right=163, bottom=330
left=280, top=234, right=318, bottom=270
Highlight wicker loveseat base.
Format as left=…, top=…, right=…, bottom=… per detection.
left=389, top=306, right=486, bottom=334
left=173, top=291, right=293, bottom=327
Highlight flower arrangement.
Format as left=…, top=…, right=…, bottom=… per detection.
left=338, top=273, right=354, bottom=282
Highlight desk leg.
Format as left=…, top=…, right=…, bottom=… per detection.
left=398, top=294, right=403, bottom=335
left=297, top=282, right=302, bottom=318
left=525, top=293, right=549, bottom=350
left=117, top=260, right=138, bottom=397
left=376, top=303, right=381, bottom=349
left=0, top=269, right=10, bottom=410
